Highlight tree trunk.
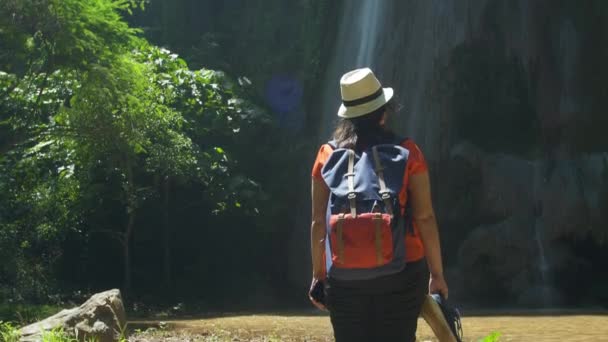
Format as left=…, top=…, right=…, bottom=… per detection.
left=123, top=213, right=134, bottom=296
left=123, top=154, right=136, bottom=297
left=162, top=176, right=172, bottom=289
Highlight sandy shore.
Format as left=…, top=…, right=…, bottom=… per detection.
left=129, top=312, right=608, bottom=341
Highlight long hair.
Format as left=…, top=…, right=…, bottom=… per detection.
left=333, top=102, right=395, bottom=151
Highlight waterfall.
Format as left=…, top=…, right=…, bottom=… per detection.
left=534, top=220, right=549, bottom=284
left=317, top=0, right=387, bottom=139
left=317, top=0, right=486, bottom=157
left=534, top=218, right=551, bottom=306
left=533, top=161, right=551, bottom=306
left=310, top=0, right=607, bottom=306
left=354, top=1, right=385, bottom=67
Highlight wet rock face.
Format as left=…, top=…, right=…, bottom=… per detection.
left=314, top=0, right=608, bottom=306
left=458, top=216, right=535, bottom=300
left=451, top=147, right=608, bottom=305
left=20, top=289, right=126, bottom=342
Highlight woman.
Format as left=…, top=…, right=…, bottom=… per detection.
left=309, top=68, right=448, bottom=341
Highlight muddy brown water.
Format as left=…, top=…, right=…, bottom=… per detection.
left=130, top=311, right=608, bottom=341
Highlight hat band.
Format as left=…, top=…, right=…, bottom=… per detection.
left=342, top=87, right=383, bottom=107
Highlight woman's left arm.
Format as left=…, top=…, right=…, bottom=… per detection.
left=409, top=171, right=449, bottom=299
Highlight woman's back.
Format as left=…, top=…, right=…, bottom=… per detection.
left=308, top=68, right=448, bottom=342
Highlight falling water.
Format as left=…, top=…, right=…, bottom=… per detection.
left=317, top=0, right=486, bottom=157
left=534, top=220, right=549, bottom=284
left=317, top=0, right=387, bottom=139
left=354, top=1, right=385, bottom=67
left=533, top=218, right=553, bottom=307
left=533, top=162, right=551, bottom=306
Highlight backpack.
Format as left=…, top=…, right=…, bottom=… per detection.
left=321, top=139, right=410, bottom=280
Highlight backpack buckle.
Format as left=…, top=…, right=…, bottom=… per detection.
left=380, top=191, right=391, bottom=200
left=347, top=192, right=357, bottom=200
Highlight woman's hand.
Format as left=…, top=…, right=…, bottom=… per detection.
left=308, top=277, right=327, bottom=311
left=429, top=273, right=449, bottom=299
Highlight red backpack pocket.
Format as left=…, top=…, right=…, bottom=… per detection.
left=329, top=212, right=394, bottom=269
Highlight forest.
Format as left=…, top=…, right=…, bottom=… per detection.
left=0, top=0, right=322, bottom=314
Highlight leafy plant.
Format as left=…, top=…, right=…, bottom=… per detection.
left=478, top=331, right=502, bottom=342
left=0, top=304, right=61, bottom=326
left=117, top=322, right=128, bottom=342
left=0, top=321, right=21, bottom=342
left=41, top=327, right=76, bottom=342
left=0, top=0, right=273, bottom=304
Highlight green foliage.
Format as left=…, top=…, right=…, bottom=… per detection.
left=117, top=322, right=128, bottom=342
left=0, top=136, right=82, bottom=300
left=0, top=320, right=125, bottom=342
left=0, top=303, right=61, bottom=326
left=0, top=4, right=146, bottom=289
left=0, top=0, right=143, bottom=74
left=478, top=331, right=502, bottom=342
left=41, top=327, right=76, bottom=342
left=132, top=46, right=267, bottom=209
left=0, top=0, right=270, bottom=302
left=0, top=321, right=21, bottom=342
left=134, top=0, right=335, bottom=112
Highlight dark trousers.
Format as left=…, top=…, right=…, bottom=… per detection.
left=326, top=259, right=428, bottom=342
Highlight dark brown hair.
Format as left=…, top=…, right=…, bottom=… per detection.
left=333, top=102, right=395, bottom=151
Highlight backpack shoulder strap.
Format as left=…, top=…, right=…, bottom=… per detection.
left=320, top=145, right=357, bottom=218
left=395, top=136, right=416, bottom=234
left=371, top=146, right=394, bottom=217
left=345, top=149, right=357, bottom=217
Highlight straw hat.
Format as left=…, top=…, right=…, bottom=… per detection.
left=337, top=68, right=394, bottom=118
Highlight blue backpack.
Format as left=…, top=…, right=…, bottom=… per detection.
left=321, top=140, right=410, bottom=280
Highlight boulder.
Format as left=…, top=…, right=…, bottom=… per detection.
left=20, top=289, right=126, bottom=342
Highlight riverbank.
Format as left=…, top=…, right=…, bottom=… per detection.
left=128, top=312, right=608, bottom=341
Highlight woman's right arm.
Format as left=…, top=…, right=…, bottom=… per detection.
left=311, top=178, right=329, bottom=280
left=309, top=177, right=329, bottom=310
left=409, top=171, right=449, bottom=298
